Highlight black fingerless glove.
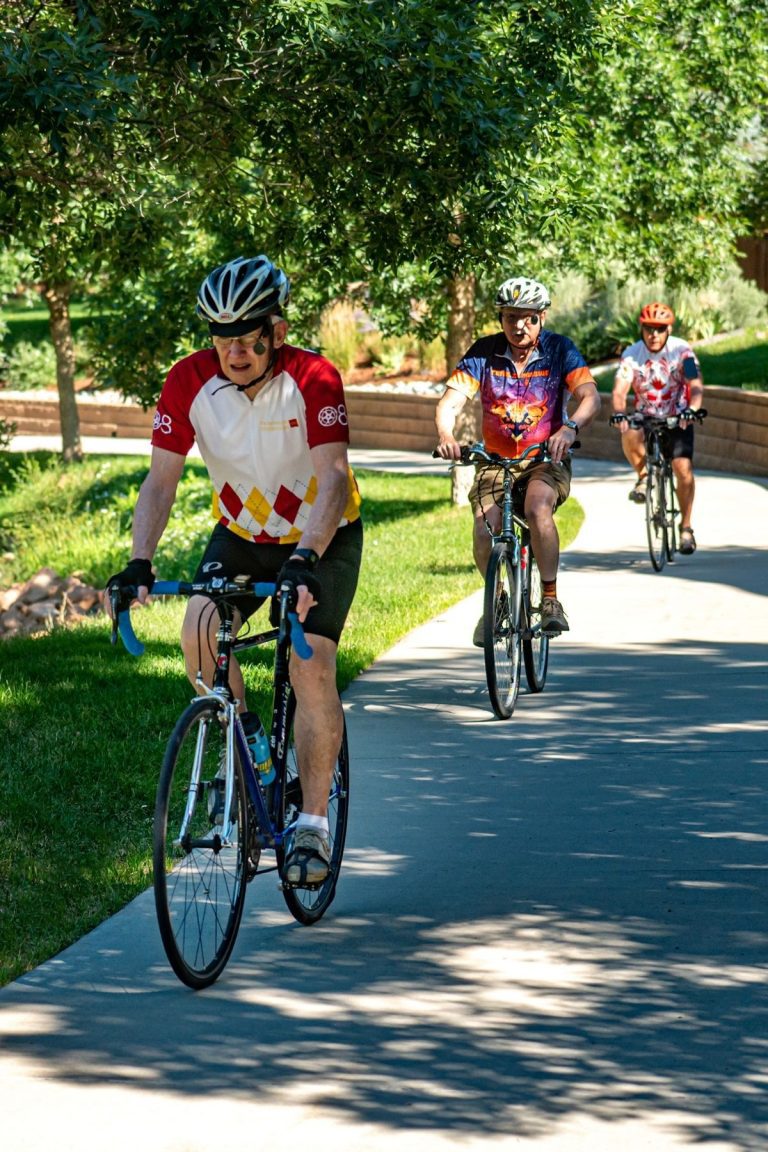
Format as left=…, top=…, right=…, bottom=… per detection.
left=277, top=557, right=321, bottom=600
left=610, top=412, right=627, bottom=426
left=271, top=557, right=322, bottom=624
left=106, top=557, right=155, bottom=602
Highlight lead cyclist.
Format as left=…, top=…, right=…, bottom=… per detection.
left=106, top=255, right=363, bottom=886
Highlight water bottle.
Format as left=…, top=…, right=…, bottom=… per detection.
left=242, top=713, right=275, bottom=785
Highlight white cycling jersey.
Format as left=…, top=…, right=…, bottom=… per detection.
left=151, top=344, right=361, bottom=544
left=615, top=335, right=701, bottom=417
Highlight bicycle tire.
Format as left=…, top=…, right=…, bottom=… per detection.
left=522, top=545, right=549, bottom=693
left=664, top=466, right=678, bottom=561
left=277, top=691, right=349, bottom=925
left=483, top=542, right=522, bottom=719
left=153, top=697, right=249, bottom=989
left=645, top=463, right=667, bottom=572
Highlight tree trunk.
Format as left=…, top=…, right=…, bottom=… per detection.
left=445, top=273, right=479, bottom=505
left=41, top=282, right=82, bottom=462
left=445, top=271, right=476, bottom=375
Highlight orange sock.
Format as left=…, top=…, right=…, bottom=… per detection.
left=542, top=580, right=557, bottom=598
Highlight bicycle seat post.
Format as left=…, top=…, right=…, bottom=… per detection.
left=211, top=606, right=236, bottom=696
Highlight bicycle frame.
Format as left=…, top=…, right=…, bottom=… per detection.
left=623, top=411, right=705, bottom=571
left=113, top=577, right=310, bottom=853
left=447, top=440, right=564, bottom=717
left=111, top=575, right=349, bottom=987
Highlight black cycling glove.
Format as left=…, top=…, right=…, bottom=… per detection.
left=271, top=557, right=321, bottom=624
left=106, top=557, right=155, bottom=606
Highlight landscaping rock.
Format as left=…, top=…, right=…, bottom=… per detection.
left=0, top=568, right=104, bottom=639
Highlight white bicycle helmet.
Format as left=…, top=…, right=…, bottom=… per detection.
left=495, top=276, right=551, bottom=311
left=197, top=255, right=290, bottom=335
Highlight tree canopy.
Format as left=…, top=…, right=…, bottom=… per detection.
left=1, top=0, right=767, bottom=427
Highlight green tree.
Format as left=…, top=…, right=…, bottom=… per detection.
left=561, top=0, right=768, bottom=286
left=92, top=0, right=640, bottom=394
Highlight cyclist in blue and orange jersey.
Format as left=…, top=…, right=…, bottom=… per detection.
left=612, top=301, right=704, bottom=555
left=107, top=255, right=363, bottom=886
left=435, top=275, right=601, bottom=641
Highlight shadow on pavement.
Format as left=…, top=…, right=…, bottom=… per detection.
left=2, top=636, right=767, bottom=1147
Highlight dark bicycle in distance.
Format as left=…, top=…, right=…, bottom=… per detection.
left=437, top=440, right=576, bottom=720
left=611, top=408, right=707, bottom=571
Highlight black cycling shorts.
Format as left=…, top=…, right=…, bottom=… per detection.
left=660, top=423, right=694, bottom=461
left=193, top=519, right=363, bottom=643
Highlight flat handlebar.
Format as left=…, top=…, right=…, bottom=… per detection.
left=610, top=408, right=708, bottom=429
left=432, top=439, right=579, bottom=466
left=110, top=578, right=313, bottom=660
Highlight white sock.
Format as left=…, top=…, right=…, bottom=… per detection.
left=296, top=813, right=329, bottom=836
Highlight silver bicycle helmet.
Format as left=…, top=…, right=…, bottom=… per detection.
left=495, top=276, right=551, bottom=311
left=197, top=255, right=291, bottom=335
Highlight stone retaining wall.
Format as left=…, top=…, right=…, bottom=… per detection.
left=2, top=384, right=767, bottom=476
left=347, top=386, right=768, bottom=477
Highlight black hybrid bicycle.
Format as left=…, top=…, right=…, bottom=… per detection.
left=439, top=441, right=569, bottom=719
left=612, top=409, right=706, bottom=571
left=110, top=577, right=349, bottom=989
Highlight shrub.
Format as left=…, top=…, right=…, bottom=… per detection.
left=317, top=300, right=366, bottom=371
left=418, top=335, right=447, bottom=373
left=0, top=418, right=15, bottom=450
left=3, top=340, right=56, bottom=390
left=548, top=261, right=768, bottom=361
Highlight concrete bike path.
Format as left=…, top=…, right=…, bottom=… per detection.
left=1, top=459, right=767, bottom=1152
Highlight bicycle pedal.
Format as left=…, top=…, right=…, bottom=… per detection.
left=280, top=879, right=323, bottom=892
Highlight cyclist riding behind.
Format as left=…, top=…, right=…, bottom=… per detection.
left=611, top=301, right=704, bottom=555
left=435, top=275, right=601, bottom=642
left=107, top=255, right=363, bottom=886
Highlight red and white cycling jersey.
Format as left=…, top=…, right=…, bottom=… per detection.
left=615, top=336, right=701, bottom=417
left=152, top=344, right=361, bottom=544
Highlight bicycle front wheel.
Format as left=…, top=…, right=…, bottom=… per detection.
left=522, top=545, right=549, bottom=693
left=484, top=543, right=522, bottom=719
left=645, top=464, right=667, bottom=572
left=664, top=467, right=679, bottom=560
left=153, top=697, right=249, bottom=989
left=277, top=691, right=350, bottom=925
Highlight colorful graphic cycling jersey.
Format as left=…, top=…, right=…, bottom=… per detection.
left=615, top=336, right=700, bottom=416
left=151, top=344, right=361, bottom=544
left=446, top=330, right=595, bottom=457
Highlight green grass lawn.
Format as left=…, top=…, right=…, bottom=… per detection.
left=0, top=454, right=583, bottom=986
left=0, top=298, right=93, bottom=349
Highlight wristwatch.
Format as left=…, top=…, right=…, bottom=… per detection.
left=563, top=419, right=579, bottom=434
left=290, top=547, right=319, bottom=569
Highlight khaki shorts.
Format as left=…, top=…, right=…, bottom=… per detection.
left=468, top=459, right=572, bottom=516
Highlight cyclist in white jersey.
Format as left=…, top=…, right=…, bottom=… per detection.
left=612, top=301, right=704, bottom=555
left=107, top=255, right=363, bottom=885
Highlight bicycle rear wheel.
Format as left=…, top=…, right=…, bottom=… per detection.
left=483, top=542, right=522, bottom=719
left=645, top=464, right=667, bottom=571
left=153, top=697, right=249, bottom=989
left=277, top=691, right=349, bottom=925
left=522, top=545, right=549, bottom=693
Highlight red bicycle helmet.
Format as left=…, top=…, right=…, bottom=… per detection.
left=638, top=302, right=674, bottom=327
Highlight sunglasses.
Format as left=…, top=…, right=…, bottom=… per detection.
left=500, top=312, right=540, bottom=327
left=212, top=332, right=267, bottom=352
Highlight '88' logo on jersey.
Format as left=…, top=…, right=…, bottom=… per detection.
left=318, top=404, right=348, bottom=428
left=153, top=412, right=173, bottom=435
